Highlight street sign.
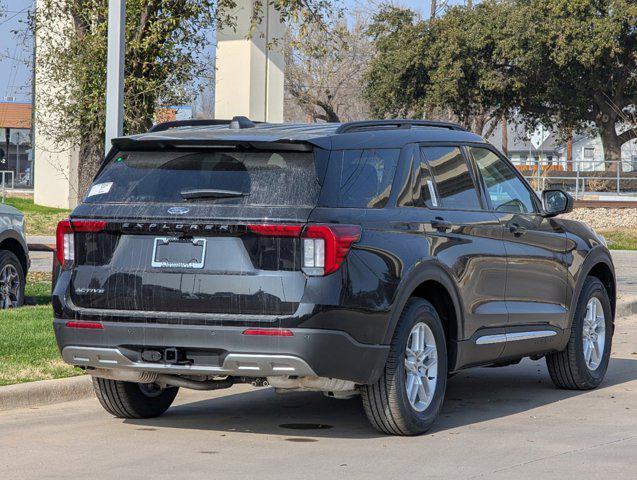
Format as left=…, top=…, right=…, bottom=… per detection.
left=530, top=125, right=550, bottom=150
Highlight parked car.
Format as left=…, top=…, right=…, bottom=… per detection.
left=0, top=202, right=28, bottom=308
left=53, top=118, right=615, bottom=435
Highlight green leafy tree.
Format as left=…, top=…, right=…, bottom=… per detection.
left=501, top=0, right=637, bottom=171
left=365, top=1, right=637, bottom=168
left=35, top=0, right=337, bottom=196
left=365, top=2, right=515, bottom=134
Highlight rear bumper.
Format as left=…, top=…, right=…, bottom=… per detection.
left=54, top=319, right=389, bottom=385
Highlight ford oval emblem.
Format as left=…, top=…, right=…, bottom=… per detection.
left=167, top=207, right=190, bottom=215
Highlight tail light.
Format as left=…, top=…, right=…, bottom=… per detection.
left=248, top=223, right=361, bottom=276
left=56, top=220, right=107, bottom=267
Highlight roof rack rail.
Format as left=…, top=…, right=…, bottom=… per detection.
left=335, top=119, right=467, bottom=134
left=149, top=116, right=260, bottom=133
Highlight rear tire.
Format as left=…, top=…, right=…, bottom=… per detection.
left=546, top=276, right=613, bottom=390
left=361, top=298, right=447, bottom=436
left=92, top=377, right=179, bottom=419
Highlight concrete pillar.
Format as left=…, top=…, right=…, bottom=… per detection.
left=33, top=0, right=80, bottom=209
left=215, top=0, right=284, bottom=123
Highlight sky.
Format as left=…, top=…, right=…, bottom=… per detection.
left=0, top=0, right=470, bottom=105
left=0, top=0, right=32, bottom=103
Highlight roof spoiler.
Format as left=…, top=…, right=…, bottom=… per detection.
left=149, top=116, right=260, bottom=133
left=336, top=119, right=467, bottom=134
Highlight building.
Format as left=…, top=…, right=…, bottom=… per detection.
left=0, top=102, right=33, bottom=188
left=554, top=133, right=637, bottom=172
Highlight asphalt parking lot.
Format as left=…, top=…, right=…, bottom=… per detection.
left=1, top=315, right=635, bottom=479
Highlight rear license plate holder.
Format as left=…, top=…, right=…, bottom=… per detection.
left=151, top=237, right=207, bottom=269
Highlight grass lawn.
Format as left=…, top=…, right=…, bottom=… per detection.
left=599, top=229, right=637, bottom=251
left=0, top=272, right=81, bottom=386
left=3, top=196, right=70, bottom=236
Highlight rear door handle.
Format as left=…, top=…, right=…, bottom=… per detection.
left=431, top=217, right=452, bottom=232
left=509, top=223, right=527, bottom=236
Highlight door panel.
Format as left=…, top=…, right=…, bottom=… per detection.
left=468, top=146, right=569, bottom=332
left=499, top=213, right=569, bottom=329
left=415, top=146, right=508, bottom=342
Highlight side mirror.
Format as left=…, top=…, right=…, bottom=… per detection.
left=542, top=189, right=573, bottom=217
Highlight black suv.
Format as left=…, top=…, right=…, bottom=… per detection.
left=54, top=118, right=615, bottom=435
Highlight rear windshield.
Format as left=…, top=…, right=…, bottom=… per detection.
left=84, top=149, right=322, bottom=206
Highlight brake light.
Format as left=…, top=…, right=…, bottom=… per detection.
left=302, top=225, right=361, bottom=275
left=56, top=220, right=107, bottom=267
left=247, top=223, right=361, bottom=276
left=242, top=328, right=294, bottom=337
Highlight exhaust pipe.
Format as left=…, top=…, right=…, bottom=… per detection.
left=88, top=368, right=234, bottom=391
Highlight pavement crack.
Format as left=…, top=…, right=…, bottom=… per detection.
left=468, top=435, right=637, bottom=478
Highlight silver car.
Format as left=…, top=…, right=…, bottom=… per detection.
left=0, top=203, right=29, bottom=308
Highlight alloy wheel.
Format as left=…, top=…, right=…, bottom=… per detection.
left=582, top=297, right=606, bottom=371
left=0, top=264, right=20, bottom=309
left=404, top=322, right=438, bottom=412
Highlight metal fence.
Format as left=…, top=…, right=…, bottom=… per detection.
left=514, top=159, right=637, bottom=199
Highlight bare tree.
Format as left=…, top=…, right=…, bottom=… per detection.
left=284, top=12, right=372, bottom=123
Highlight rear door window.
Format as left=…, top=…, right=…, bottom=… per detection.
left=324, top=149, right=400, bottom=208
left=84, top=149, right=322, bottom=206
left=420, top=146, right=481, bottom=210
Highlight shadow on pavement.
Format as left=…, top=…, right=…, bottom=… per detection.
left=125, top=356, right=637, bottom=439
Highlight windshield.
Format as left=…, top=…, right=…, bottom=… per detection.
left=85, top=149, right=321, bottom=206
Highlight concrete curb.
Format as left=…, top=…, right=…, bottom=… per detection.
left=0, top=375, right=93, bottom=412
left=617, top=294, right=637, bottom=318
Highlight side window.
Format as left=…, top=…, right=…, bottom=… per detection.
left=334, top=149, right=400, bottom=208
left=470, top=147, right=537, bottom=214
left=420, top=146, right=481, bottom=210
left=412, top=151, right=438, bottom=208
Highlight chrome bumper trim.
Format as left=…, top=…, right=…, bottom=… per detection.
left=62, top=346, right=317, bottom=377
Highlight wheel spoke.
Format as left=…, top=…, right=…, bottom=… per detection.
left=591, top=340, right=601, bottom=366
left=417, top=377, right=429, bottom=403
left=408, top=375, right=419, bottom=404
left=584, top=339, right=593, bottom=365
left=404, top=358, right=417, bottom=373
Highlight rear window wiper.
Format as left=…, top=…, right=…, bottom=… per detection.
left=180, top=189, right=250, bottom=200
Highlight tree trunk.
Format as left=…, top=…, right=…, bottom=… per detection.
left=597, top=120, right=621, bottom=173
left=78, top=134, right=105, bottom=199
left=566, top=135, right=573, bottom=172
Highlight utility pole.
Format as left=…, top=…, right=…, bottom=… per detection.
left=501, top=114, right=508, bottom=158
left=430, top=0, right=437, bottom=19
left=104, top=0, right=126, bottom=154
left=466, top=0, right=473, bottom=8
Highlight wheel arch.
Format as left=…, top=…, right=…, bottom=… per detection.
left=0, top=230, right=29, bottom=276
left=571, top=247, right=616, bottom=325
left=382, top=262, right=463, bottom=370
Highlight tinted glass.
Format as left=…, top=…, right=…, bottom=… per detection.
left=471, top=147, right=537, bottom=214
left=412, top=153, right=438, bottom=208
left=85, top=150, right=320, bottom=206
left=329, top=149, right=400, bottom=208
left=421, top=146, right=481, bottom=210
